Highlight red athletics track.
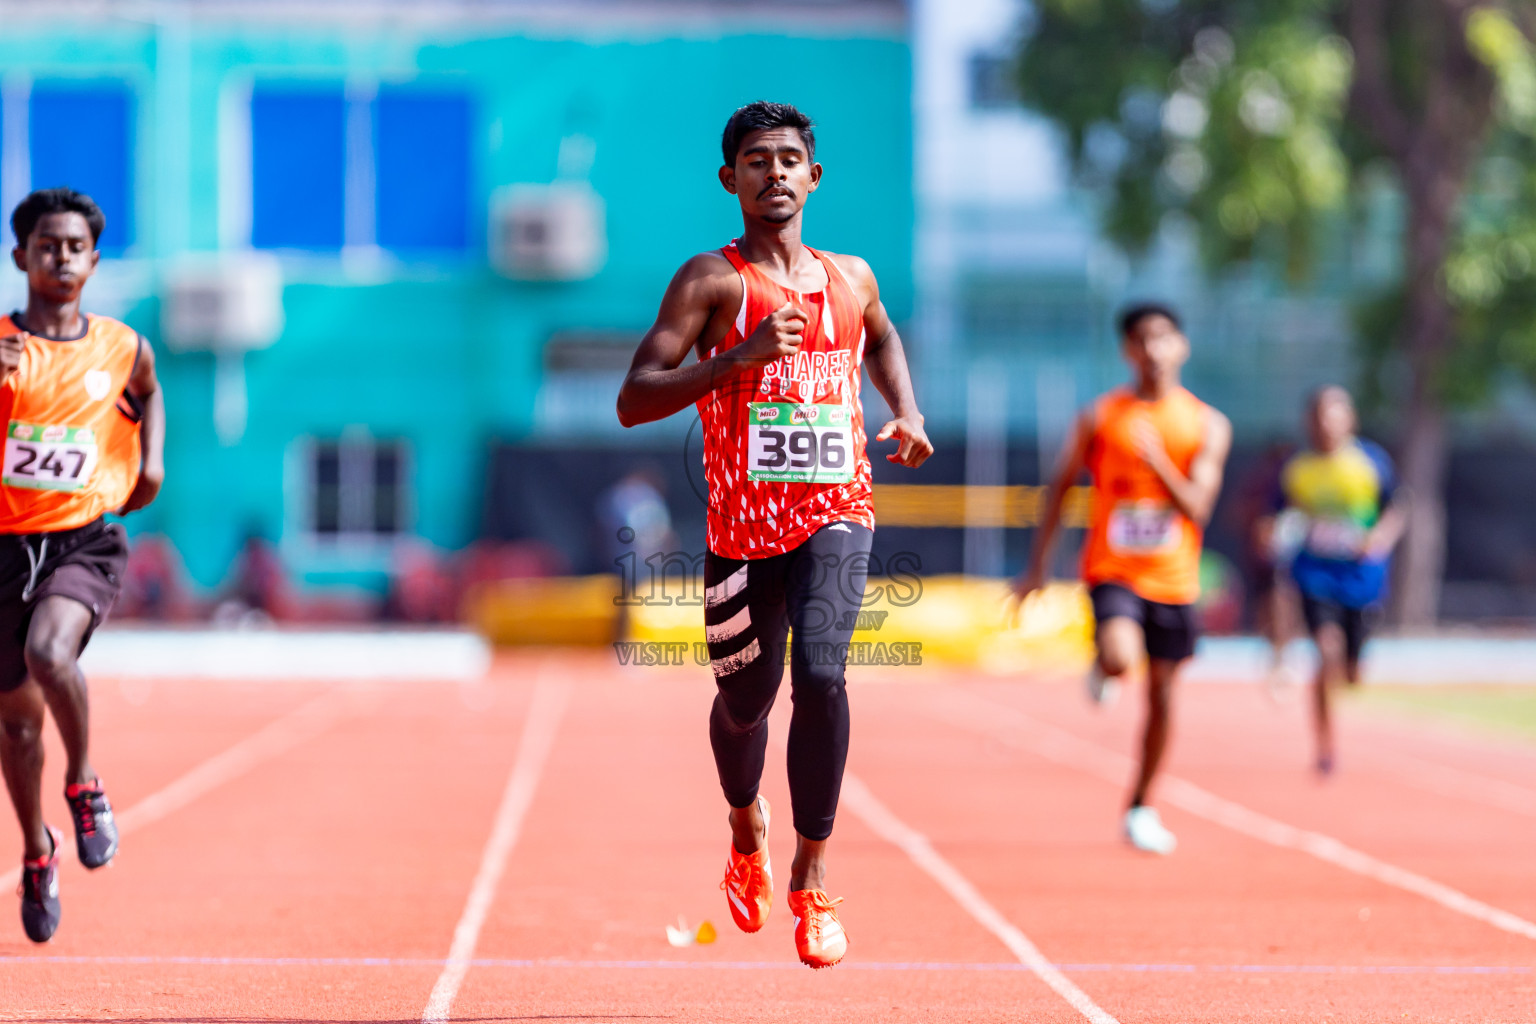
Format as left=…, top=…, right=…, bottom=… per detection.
left=1, top=651, right=1532, bottom=1022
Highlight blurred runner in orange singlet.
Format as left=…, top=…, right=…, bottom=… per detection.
left=1012, top=303, right=1230, bottom=856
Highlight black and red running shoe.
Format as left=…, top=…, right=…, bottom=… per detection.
left=19, top=825, right=63, bottom=943
left=65, top=779, right=118, bottom=869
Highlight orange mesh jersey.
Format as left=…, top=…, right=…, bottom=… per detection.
left=0, top=313, right=143, bottom=533
left=1080, top=386, right=1212, bottom=605
left=696, top=242, right=875, bottom=559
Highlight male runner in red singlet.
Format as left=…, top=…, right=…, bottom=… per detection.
left=1, top=189, right=165, bottom=941
left=617, top=102, right=932, bottom=968
left=1011, top=304, right=1229, bottom=855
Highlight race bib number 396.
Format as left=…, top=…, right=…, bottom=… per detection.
left=3, top=422, right=99, bottom=492
left=747, top=402, right=854, bottom=484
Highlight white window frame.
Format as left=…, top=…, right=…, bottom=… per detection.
left=284, top=428, right=413, bottom=565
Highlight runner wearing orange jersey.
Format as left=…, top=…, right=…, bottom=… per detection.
left=1012, top=303, right=1230, bottom=855
left=0, top=189, right=166, bottom=942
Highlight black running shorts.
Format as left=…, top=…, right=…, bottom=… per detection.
left=1300, top=594, right=1371, bottom=666
left=0, top=517, right=128, bottom=692
left=1090, top=582, right=1199, bottom=663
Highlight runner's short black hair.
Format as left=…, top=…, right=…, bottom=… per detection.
left=1117, top=302, right=1182, bottom=339
left=721, top=101, right=816, bottom=167
left=10, top=188, right=105, bottom=246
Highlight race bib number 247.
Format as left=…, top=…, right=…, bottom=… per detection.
left=747, top=402, right=854, bottom=484
left=3, top=422, right=99, bottom=492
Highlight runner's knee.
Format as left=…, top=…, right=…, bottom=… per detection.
left=0, top=706, right=43, bottom=745
left=1098, top=633, right=1136, bottom=677
left=1096, top=617, right=1140, bottom=676
left=1099, top=648, right=1133, bottom=678
left=23, top=633, right=79, bottom=686
left=790, top=655, right=845, bottom=704
left=713, top=692, right=771, bottom=735
left=713, top=658, right=782, bottom=734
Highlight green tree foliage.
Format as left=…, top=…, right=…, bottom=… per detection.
left=1015, top=0, right=1536, bottom=623
left=1019, top=1, right=1353, bottom=272
left=1443, top=12, right=1536, bottom=403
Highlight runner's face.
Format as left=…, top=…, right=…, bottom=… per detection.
left=1308, top=389, right=1355, bottom=451
left=1122, top=314, right=1188, bottom=385
left=719, top=128, right=821, bottom=225
left=13, top=212, right=99, bottom=303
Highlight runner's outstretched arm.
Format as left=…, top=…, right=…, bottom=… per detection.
left=617, top=255, right=808, bottom=427
left=832, top=255, right=932, bottom=468
left=1012, top=409, right=1093, bottom=605
left=119, top=339, right=164, bottom=514
left=1134, top=410, right=1232, bottom=527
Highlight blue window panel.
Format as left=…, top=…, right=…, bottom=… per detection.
left=29, top=83, right=134, bottom=253
left=251, top=87, right=346, bottom=250
left=375, top=90, right=471, bottom=251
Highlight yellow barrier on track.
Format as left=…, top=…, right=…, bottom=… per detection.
left=625, top=575, right=1095, bottom=674
left=470, top=484, right=1103, bottom=657
left=466, top=575, right=621, bottom=647
left=871, top=484, right=1093, bottom=528
left=470, top=570, right=1096, bottom=674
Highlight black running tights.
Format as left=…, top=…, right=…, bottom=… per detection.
left=703, top=521, right=873, bottom=842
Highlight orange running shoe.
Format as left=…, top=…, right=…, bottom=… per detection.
left=720, top=795, right=772, bottom=933
left=788, top=888, right=847, bottom=969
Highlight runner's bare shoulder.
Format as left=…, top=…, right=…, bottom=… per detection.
left=653, top=251, right=744, bottom=358
left=669, top=250, right=741, bottom=308
left=821, top=252, right=878, bottom=304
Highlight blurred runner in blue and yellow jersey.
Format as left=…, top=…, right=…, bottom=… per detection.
left=1268, top=386, right=1404, bottom=776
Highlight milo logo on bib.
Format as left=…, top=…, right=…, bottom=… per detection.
left=747, top=402, right=855, bottom=484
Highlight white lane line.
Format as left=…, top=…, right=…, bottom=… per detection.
left=0, top=688, right=353, bottom=892
left=421, top=676, right=569, bottom=1023
left=840, top=771, right=1120, bottom=1024
left=929, top=690, right=1536, bottom=942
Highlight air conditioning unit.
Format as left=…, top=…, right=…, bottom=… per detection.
left=489, top=183, right=606, bottom=281
left=161, top=253, right=284, bottom=353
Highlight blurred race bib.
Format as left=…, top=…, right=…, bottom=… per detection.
left=1305, top=516, right=1366, bottom=559
left=1107, top=502, right=1177, bottom=553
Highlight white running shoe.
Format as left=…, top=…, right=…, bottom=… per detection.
left=1123, top=806, right=1177, bottom=855
left=1263, top=659, right=1302, bottom=704
left=1086, top=664, right=1122, bottom=707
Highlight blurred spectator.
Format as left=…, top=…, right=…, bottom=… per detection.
left=598, top=466, right=678, bottom=567
left=214, top=529, right=295, bottom=626
left=384, top=540, right=459, bottom=623
left=113, top=534, right=193, bottom=621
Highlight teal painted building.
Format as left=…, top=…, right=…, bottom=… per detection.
left=0, top=2, right=913, bottom=596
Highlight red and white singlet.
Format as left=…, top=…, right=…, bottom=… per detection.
left=697, top=241, right=876, bottom=559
